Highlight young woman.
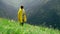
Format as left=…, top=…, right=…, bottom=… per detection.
left=18, top=6, right=27, bottom=26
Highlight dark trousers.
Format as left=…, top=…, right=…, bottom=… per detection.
left=20, top=18, right=24, bottom=26
left=21, top=23, right=24, bottom=26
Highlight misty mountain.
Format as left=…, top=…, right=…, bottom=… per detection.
left=0, top=0, right=17, bottom=19
left=0, top=0, right=60, bottom=29
left=28, top=0, right=60, bottom=29
left=0, top=0, right=50, bottom=20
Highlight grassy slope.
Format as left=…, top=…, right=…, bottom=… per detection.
left=0, top=18, right=60, bottom=34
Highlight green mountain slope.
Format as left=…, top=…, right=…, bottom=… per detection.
left=0, top=18, right=60, bottom=34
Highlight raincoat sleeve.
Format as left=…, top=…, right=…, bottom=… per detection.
left=18, top=8, right=20, bottom=20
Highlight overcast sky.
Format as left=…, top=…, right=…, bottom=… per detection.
left=1, top=0, right=50, bottom=8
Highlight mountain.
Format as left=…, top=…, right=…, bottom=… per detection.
left=28, top=0, right=60, bottom=29
left=0, top=0, right=60, bottom=29
left=0, top=0, right=17, bottom=19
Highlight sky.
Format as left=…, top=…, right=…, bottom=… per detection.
left=1, top=0, right=50, bottom=8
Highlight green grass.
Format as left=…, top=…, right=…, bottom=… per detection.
left=0, top=18, right=60, bottom=34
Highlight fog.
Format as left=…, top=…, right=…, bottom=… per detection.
left=0, top=0, right=50, bottom=19
left=0, top=0, right=60, bottom=29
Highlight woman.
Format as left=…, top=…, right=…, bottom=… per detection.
left=18, top=6, right=27, bottom=26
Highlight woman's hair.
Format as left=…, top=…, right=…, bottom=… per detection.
left=21, top=5, right=24, bottom=9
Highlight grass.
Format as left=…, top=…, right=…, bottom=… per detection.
left=0, top=18, right=60, bottom=34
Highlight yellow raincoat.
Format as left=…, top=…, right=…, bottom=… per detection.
left=18, top=8, right=27, bottom=23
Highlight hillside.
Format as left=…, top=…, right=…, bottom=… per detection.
left=0, top=18, right=60, bottom=34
